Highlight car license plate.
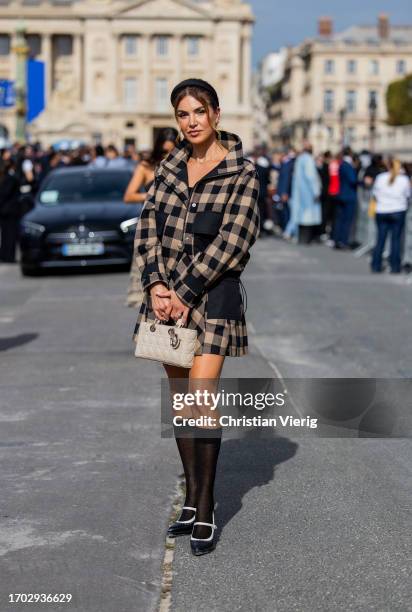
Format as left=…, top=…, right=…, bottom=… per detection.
left=61, top=243, right=105, bottom=256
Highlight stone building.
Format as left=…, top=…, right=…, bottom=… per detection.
left=0, top=0, right=254, bottom=149
left=251, top=49, right=286, bottom=148
left=266, top=15, right=412, bottom=153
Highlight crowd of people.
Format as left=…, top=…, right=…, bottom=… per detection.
left=0, top=137, right=411, bottom=273
left=252, top=144, right=412, bottom=273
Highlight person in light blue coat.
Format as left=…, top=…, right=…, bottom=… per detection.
left=284, top=143, right=321, bottom=244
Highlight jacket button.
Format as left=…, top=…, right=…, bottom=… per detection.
left=191, top=202, right=197, bottom=208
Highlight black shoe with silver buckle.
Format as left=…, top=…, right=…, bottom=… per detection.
left=190, top=511, right=217, bottom=555
left=167, top=506, right=196, bottom=537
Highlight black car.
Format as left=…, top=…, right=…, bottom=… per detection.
left=20, top=167, right=143, bottom=275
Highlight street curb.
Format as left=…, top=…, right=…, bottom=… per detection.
left=158, top=474, right=186, bottom=612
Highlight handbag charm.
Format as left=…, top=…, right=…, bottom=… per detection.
left=168, top=328, right=181, bottom=349
left=135, top=317, right=197, bottom=368
left=149, top=321, right=181, bottom=349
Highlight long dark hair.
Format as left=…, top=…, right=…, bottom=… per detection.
left=149, top=128, right=179, bottom=167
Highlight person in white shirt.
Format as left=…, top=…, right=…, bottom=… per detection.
left=371, top=159, right=411, bottom=273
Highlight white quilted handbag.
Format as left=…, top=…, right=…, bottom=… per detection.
left=134, top=318, right=197, bottom=369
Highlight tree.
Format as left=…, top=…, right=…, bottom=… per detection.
left=386, top=74, right=412, bottom=126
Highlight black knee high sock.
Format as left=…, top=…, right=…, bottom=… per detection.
left=173, top=425, right=197, bottom=522
left=192, top=427, right=222, bottom=539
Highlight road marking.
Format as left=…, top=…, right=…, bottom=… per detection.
left=28, top=295, right=124, bottom=302
left=159, top=478, right=185, bottom=612
left=249, top=336, right=304, bottom=419
left=267, top=360, right=304, bottom=418
left=248, top=271, right=409, bottom=284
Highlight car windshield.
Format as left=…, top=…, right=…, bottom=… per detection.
left=38, top=171, right=131, bottom=205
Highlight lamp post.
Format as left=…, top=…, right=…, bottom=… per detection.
left=12, top=22, right=29, bottom=142
left=368, top=95, right=377, bottom=153
left=339, top=107, right=346, bottom=149
left=280, top=124, right=292, bottom=148
left=316, top=113, right=324, bottom=154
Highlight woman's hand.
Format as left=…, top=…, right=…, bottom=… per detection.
left=149, top=282, right=172, bottom=321
left=156, top=288, right=190, bottom=325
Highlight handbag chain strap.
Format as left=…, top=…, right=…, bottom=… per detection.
left=151, top=317, right=184, bottom=328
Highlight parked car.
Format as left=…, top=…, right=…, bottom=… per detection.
left=19, top=167, right=143, bottom=275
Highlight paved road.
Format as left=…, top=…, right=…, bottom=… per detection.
left=0, top=238, right=411, bottom=612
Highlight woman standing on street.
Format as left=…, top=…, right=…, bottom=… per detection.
left=133, top=79, right=260, bottom=555
left=371, top=158, right=411, bottom=274
left=123, top=128, right=178, bottom=307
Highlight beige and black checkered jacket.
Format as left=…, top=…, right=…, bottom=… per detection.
left=132, top=130, right=260, bottom=357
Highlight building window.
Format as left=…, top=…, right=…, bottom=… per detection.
left=347, top=59, right=357, bottom=74
left=187, top=36, right=199, bottom=56
left=123, top=77, right=137, bottom=107
left=396, top=59, right=406, bottom=75
left=27, top=34, right=42, bottom=58
left=345, top=127, right=356, bottom=145
left=324, top=59, right=335, bottom=75
left=155, top=77, right=168, bottom=110
left=368, top=90, right=378, bottom=109
left=369, top=59, right=379, bottom=75
left=346, top=90, right=357, bottom=113
left=124, top=35, right=138, bottom=57
left=0, top=34, right=10, bottom=56
left=323, top=89, right=334, bottom=113
left=156, top=36, right=169, bottom=57
left=0, top=124, right=9, bottom=139
left=54, top=34, right=73, bottom=57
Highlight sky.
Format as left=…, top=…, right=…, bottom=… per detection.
left=248, top=0, right=412, bottom=68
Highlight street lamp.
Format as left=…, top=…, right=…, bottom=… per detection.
left=315, top=114, right=324, bottom=153
left=12, top=21, right=29, bottom=142
left=369, top=95, right=377, bottom=153
left=339, top=107, right=346, bottom=148
left=280, top=124, right=292, bottom=147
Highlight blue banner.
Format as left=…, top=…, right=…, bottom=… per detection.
left=0, top=79, right=15, bottom=107
left=27, top=59, right=45, bottom=122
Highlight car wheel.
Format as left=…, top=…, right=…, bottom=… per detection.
left=21, top=265, right=41, bottom=277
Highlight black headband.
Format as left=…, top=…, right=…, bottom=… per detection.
left=170, top=78, right=219, bottom=108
